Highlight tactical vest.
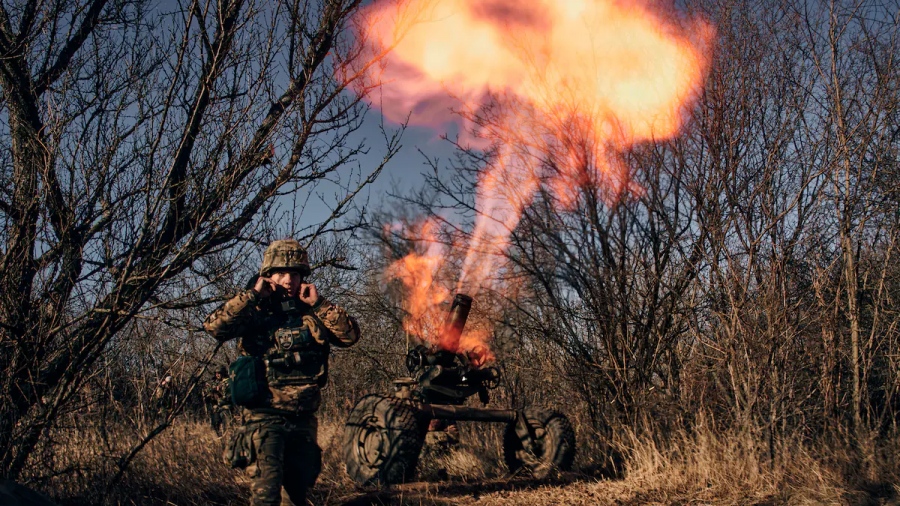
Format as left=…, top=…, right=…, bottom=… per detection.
left=263, top=300, right=330, bottom=388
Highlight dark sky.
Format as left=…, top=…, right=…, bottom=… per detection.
left=300, top=101, right=462, bottom=229
left=358, top=111, right=455, bottom=204
left=147, top=0, right=462, bottom=230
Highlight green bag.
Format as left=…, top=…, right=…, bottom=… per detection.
left=229, top=356, right=267, bottom=407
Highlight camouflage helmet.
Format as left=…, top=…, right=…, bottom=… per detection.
left=260, top=239, right=311, bottom=277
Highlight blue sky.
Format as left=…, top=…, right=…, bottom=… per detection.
left=299, top=101, right=463, bottom=231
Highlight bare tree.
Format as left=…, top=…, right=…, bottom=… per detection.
left=372, top=0, right=900, bottom=453
left=0, top=0, right=400, bottom=479
left=674, top=0, right=900, bottom=457
left=800, top=0, right=900, bottom=447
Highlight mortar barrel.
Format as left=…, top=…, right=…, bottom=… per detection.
left=440, top=293, right=472, bottom=352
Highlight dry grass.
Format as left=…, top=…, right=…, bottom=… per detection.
left=25, top=414, right=900, bottom=506
left=30, top=416, right=247, bottom=506
left=614, top=426, right=845, bottom=505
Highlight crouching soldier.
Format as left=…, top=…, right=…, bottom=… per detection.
left=204, top=239, right=360, bottom=506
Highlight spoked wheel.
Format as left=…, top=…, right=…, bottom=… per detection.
left=503, top=408, right=576, bottom=479
left=342, top=394, right=426, bottom=486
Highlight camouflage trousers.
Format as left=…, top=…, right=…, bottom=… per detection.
left=243, top=412, right=321, bottom=506
left=209, top=405, right=230, bottom=435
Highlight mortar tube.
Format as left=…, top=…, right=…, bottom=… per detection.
left=440, top=293, right=472, bottom=353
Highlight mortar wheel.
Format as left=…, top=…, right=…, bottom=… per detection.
left=503, top=408, right=576, bottom=478
left=342, top=394, right=426, bottom=486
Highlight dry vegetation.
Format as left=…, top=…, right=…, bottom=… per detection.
left=4, top=0, right=900, bottom=505
left=30, top=412, right=900, bottom=505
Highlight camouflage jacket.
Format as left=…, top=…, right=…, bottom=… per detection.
left=203, top=290, right=359, bottom=415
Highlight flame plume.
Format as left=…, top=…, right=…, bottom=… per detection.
left=384, top=219, right=496, bottom=361
left=360, top=0, right=713, bottom=354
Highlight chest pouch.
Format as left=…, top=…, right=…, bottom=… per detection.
left=228, top=356, right=267, bottom=407
left=267, top=324, right=329, bottom=387
left=274, top=326, right=313, bottom=350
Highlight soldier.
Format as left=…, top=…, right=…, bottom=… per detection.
left=152, top=375, right=175, bottom=411
left=204, top=239, right=360, bottom=506
left=206, top=366, right=231, bottom=435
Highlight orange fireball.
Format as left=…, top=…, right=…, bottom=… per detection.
left=384, top=219, right=450, bottom=342
left=359, top=0, right=713, bottom=350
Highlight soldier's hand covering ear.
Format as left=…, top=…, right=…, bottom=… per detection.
left=299, top=283, right=319, bottom=306
left=253, top=277, right=276, bottom=298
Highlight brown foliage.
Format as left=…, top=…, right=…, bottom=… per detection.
left=8, top=0, right=900, bottom=504
left=0, top=0, right=399, bottom=481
